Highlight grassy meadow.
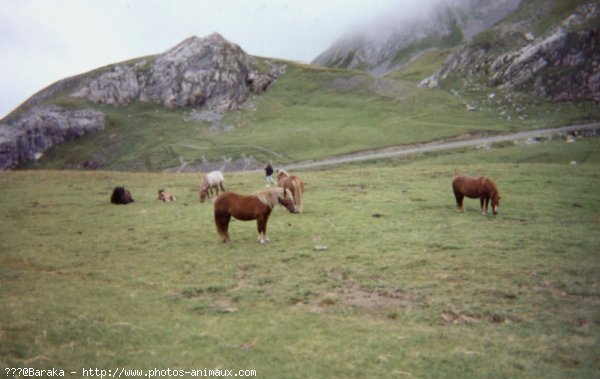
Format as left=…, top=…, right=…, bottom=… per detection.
left=2, top=136, right=599, bottom=378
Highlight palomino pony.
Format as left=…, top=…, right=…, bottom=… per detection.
left=452, top=175, right=501, bottom=215
left=277, top=169, right=304, bottom=213
left=213, top=187, right=297, bottom=243
left=199, top=171, right=226, bottom=203
left=157, top=189, right=176, bottom=202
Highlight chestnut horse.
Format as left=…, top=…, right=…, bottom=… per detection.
left=277, top=169, right=304, bottom=213
left=213, top=188, right=297, bottom=243
left=199, top=171, right=226, bottom=203
left=452, top=175, right=501, bottom=215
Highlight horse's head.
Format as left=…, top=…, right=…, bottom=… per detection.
left=200, top=188, right=208, bottom=203
left=487, top=179, right=500, bottom=215
left=277, top=169, right=289, bottom=182
left=492, top=194, right=501, bottom=215
left=278, top=188, right=297, bottom=213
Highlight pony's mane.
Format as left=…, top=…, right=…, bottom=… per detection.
left=255, top=187, right=288, bottom=208
left=277, top=169, right=290, bottom=179
left=277, top=169, right=290, bottom=180
left=199, top=176, right=209, bottom=190
left=484, top=177, right=499, bottom=196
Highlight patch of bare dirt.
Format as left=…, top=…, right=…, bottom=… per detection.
left=532, top=281, right=600, bottom=306
left=295, top=279, right=423, bottom=315
left=440, top=310, right=507, bottom=324
left=332, top=286, right=417, bottom=309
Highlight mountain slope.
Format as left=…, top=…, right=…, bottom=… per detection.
left=0, top=34, right=282, bottom=170
left=420, top=0, right=600, bottom=103
left=312, top=0, right=521, bottom=75
left=313, top=0, right=599, bottom=104
left=2, top=1, right=599, bottom=172
left=10, top=60, right=600, bottom=172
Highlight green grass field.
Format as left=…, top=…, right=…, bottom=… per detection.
left=2, top=136, right=599, bottom=378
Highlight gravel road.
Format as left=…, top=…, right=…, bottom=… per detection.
left=280, top=122, right=600, bottom=171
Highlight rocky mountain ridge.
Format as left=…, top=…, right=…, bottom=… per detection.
left=0, top=33, right=283, bottom=169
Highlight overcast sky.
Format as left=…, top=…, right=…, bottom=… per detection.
left=0, top=0, right=430, bottom=119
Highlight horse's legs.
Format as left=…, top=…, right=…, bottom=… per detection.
left=219, top=182, right=226, bottom=192
left=256, top=216, right=270, bottom=243
left=480, top=198, right=485, bottom=213
left=295, top=187, right=303, bottom=213
left=483, top=197, right=489, bottom=214
left=454, top=191, right=464, bottom=212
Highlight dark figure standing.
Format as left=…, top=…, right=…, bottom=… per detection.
left=265, top=161, right=277, bottom=187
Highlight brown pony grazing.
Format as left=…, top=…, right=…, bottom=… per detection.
left=213, top=187, right=297, bottom=243
left=277, top=169, right=304, bottom=213
left=452, top=175, right=501, bottom=215
left=111, top=186, right=134, bottom=205
left=199, top=171, right=226, bottom=203
left=157, top=189, right=176, bottom=202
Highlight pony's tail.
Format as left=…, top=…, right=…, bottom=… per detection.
left=294, top=183, right=303, bottom=213
left=214, top=210, right=231, bottom=242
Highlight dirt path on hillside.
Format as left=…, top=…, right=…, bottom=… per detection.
left=279, top=122, right=600, bottom=171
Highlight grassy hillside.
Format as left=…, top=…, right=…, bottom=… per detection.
left=26, top=56, right=600, bottom=172
left=2, top=136, right=599, bottom=377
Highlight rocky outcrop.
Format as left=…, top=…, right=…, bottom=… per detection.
left=492, top=27, right=599, bottom=102
left=71, top=33, right=280, bottom=110
left=140, top=34, right=251, bottom=109
left=73, top=65, right=141, bottom=106
left=0, top=105, right=105, bottom=169
left=420, top=1, right=600, bottom=102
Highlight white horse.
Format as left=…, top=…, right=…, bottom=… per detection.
left=199, top=171, right=226, bottom=203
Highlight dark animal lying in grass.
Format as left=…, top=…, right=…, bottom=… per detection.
left=110, top=186, right=134, bottom=205
left=157, top=189, right=176, bottom=202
